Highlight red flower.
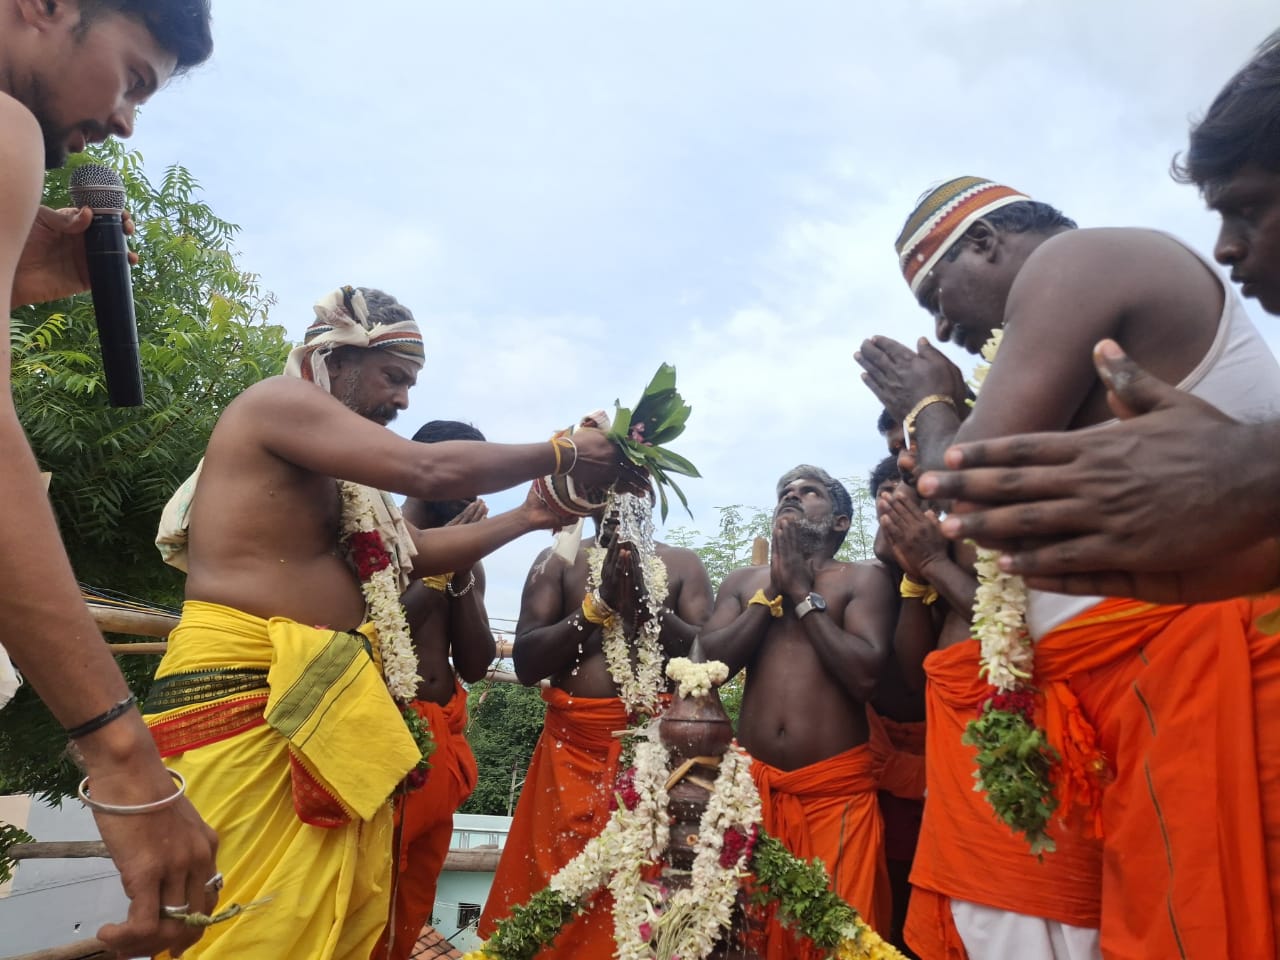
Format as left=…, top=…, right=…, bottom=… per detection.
left=719, top=823, right=759, bottom=868
left=611, top=767, right=642, bottom=812
left=347, top=530, right=390, bottom=579
left=990, top=689, right=1037, bottom=721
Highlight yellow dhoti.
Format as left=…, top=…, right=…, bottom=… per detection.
left=143, top=601, right=419, bottom=960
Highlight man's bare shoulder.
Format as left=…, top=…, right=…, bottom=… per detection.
left=0, top=96, right=46, bottom=221
left=222, top=375, right=324, bottom=415
left=212, top=376, right=334, bottom=440
left=823, top=558, right=892, bottom=590
left=655, top=542, right=708, bottom=571
left=522, top=545, right=580, bottom=588
left=1021, top=228, right=1210, bottom=297
left=0, top=94, right=43, bottom=155
left=719, top=563, right=768, bottom=595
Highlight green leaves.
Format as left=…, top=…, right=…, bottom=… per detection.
left=0, top=821, right=35, bottom=886
left=484, top=888, right=579, bottom=959
left=750, top=832, right=862, bottom=949
left=606, top=363, right=700, bottom=521
left=962, top=701, right=1060, bottom=856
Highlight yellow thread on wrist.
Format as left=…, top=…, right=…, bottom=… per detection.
left=748, top=588, right=784, bottom=618
left=900, top=574, right=939, bottom=605
left=422, top=573, right=453, bottom=592
left=582, top=590, right=615, bottom=625
left=902, top=393, right=957, bottom=439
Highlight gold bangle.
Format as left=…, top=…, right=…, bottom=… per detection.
left=551, top=435, right=577, bottom=477
left=747, top=588, right=784, bottom=618
left=900, top=574, right=939, bottom=605
left=902, top=394, right=957, bottom=439
left=582, top=590, right=615, bottom=625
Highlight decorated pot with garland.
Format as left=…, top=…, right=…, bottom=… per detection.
left=661, top=685, right=735, bottom=872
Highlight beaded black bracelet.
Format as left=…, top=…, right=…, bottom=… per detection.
left=65, top=694, right=138, bottom=740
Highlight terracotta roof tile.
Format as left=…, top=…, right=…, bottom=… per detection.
left=410, top=923, right=464, bottom=959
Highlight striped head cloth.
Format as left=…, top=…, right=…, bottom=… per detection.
left=895, top=177, right=1031, bottom=295
left=284, top=285, right=425, bottom=389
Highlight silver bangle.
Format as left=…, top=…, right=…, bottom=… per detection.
left=78, top=768, right=186, bottom=815
left=447, top=570, right=477, bottom=598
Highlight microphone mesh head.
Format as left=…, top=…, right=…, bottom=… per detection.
left=69, top=164, right=126, bottom=212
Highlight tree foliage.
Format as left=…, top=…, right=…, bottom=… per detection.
left=1, top=142, right=287, bottom=801
left=460, top=679, right=547, bottom=816
left=13, top=140, right=288, bottom=599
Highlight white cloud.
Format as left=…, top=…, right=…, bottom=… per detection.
left=123, top=0, right=1280, bottom=619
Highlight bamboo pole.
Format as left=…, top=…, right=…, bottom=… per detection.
left=87, top=604, right=176, bottom=639
left=104, top=642, right=167, bottom=656
left=7, top=842, right=108, bottom=860
left=3, top=939, right=112, bottom=960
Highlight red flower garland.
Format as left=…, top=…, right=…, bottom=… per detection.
left=347, top=530, right=390, bottom=579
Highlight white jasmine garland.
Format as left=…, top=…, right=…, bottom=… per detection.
left=965, top=330, right=1032, bottom=694
left=655, top=745, right=760, bottom=960
left=540, top=718, right=763, bottom=959
left=585, top=491, right=669, bottom=716
left=665, top=658, right=729, bottom=700
left=339, top=482, right=420, bottom=702
left=971, top=548, right=1032, bottom=691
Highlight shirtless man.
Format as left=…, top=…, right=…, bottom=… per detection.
left=374, top=419, right=497, bottom=960
left=858, top=176, right=1280, bottom=958
left=0, top=3, right=216, bottom=955
left=143, top=286, right=624, bottom=960
left=920, top=32, right=1280, bottom=605
left=696, top=465, right=895, bottom=956
left=479, top=499, right=713, bottom=958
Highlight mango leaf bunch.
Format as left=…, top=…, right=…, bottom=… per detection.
left=608, top=363, right=700, bottom=521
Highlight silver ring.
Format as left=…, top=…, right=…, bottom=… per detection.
left=161, top=903, right=190, bottom=919
left=206, top=871, right=224, bottom=893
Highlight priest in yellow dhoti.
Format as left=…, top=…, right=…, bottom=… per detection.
left=146, top=285, right=619, bottom=959
left=143, top=602, right=418, bottom=959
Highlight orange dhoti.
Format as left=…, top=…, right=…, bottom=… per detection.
left=750, top=742, right=891, bottom=958
left=478, top=688, right=626, bottom=958
left=374, top=680, right=478, bottom=960
left=1040, top=595, right=1280, bottom=960
left=905, top=640, right=1102, bottom=960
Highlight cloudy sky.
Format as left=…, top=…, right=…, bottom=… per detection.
left=127, top=0, right=1278, bottom=621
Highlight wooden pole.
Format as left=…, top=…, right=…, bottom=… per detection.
left=87, top=604, right=176, bottom=639
left=2, top=939, right=112, bottom=960
left=7, top=841, right=108, bottom=860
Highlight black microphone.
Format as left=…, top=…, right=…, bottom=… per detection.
left=68, top=164, right=143, bottom=407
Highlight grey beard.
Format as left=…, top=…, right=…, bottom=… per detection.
left=793, top=515, right=833, bottom=554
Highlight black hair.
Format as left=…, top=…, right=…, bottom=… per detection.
left=1172, top=31, right=1280, bottom=189
left=412, top=420, right=485, bottom=444
left=78, top=1, right=213, bottom=73
left=776, top=465, right=853, bottom=547
left=868, top=455, right=899, bottom=495
left=876, top=408, right=897, bottom=435
left=942, top=200, right=1078, bottom=263
left=357, top=287, right=417, bottom=328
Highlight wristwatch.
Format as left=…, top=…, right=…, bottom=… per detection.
left=794, top=592, right=827, bottom=619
